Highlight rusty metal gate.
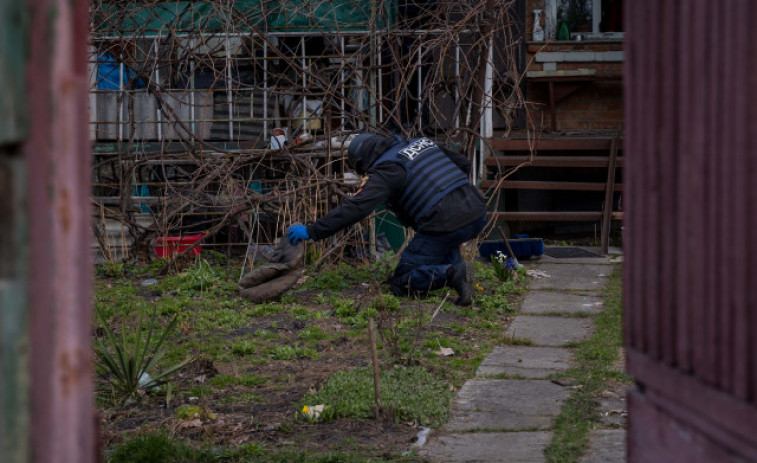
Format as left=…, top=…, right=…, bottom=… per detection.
left=0, top=0, right=95, bottom=462
left=625, top=0, right=757, bottom=461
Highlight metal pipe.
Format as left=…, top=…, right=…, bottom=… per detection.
left=189, top=38, right=196, bottom=139
left=154, top=40, right=163, bottom=140
left=263, top=39, right=268, bottom=138
left=340, top=36, right=345, bottom=129
left=301, top=36, right=307, bottom=136
left=378, top=38, right=383, bottom=124
left=454, top=42, right=460, bottom=130
left=416, top=45, right=422, bottom=128
left=119, top=60, right=124, bottom=141
left=226, top=34, right=233, bottom=140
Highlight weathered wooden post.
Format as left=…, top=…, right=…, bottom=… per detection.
left=0, top=0, right=95, bottom=461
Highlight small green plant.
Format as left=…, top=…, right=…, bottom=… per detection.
left=303, top=366, right=453, bottom=427
left=269, top=345, right=318, bottom=360
left=290, top=305, right=313, bottom=320
left=187, top=385, right=212, bottom=398
left=176, top=405, right=204, bottom=420
left=490, top=250, right=517, bottom=282
left=98, top=261, right=126, bottom=278
left=298, top=326, right=328, bottom=342
left=230, top=339, right=258, bottom=356
left=298, top=403, right=336, bottom=423
left=302, top=268, right=350, bottom=291
left=180, top=258, right=218, bottom=292
left=108, top=431, right=215, bottom=463
left=333, top=298, right=356, bottom=318
left=94, top=304, right=193, bottom=399
left=374, top=294, right=429, bottom=364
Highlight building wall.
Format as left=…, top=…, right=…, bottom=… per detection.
left=524, top=1, right=623, bottom=133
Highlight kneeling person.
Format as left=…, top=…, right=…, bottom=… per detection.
left=287, top=133, right=487, bottom=305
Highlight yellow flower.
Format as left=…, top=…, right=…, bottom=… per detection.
left=302, top=405, right=309, bottom=414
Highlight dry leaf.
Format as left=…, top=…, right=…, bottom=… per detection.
left=436, top=347, right=454, bottom=357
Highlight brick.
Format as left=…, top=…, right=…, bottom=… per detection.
left=596, top=110, right=624, bottom=120
left=561, top=100, right=593, bottom=110
left=591, top=120, right=623, bottom=130
left=561, top=110, right=600, bottom=120
left=591, top=101, right=623, bottom=111
left=562, top=120, right=593, bottom=130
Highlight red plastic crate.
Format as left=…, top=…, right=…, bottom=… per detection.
left=154, top=234, right=205, bottom=258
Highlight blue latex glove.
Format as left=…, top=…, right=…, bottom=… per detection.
left=287, top=225, right=310, bottom=245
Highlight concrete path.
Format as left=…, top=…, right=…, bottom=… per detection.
left=421, top=248, right=625, bottom=463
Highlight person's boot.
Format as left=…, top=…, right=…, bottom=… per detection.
left=448, top=262, right=474, bottom=306
left=389, top=274, right=409, bottom=298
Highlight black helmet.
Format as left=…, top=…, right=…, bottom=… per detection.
left=346, top=133, right=396, bottom=175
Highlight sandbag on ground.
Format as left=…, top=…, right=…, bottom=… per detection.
left=238, top=238, right=304, bottom=303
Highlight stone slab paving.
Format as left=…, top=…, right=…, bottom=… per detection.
left=521, top=290, right=604, bottom=315
left=445, top=379, right=569, bottom=432
left=529, top=264, right=611, bottom=292
left=505, top=316, right=594, bottom=346
left=579, top=429, right=627, bottom=463
left=420, top=431, right=552, bottom=463
left=476, top=346, right=574, bottom=378
left=597, top=382, right=628, bottom=428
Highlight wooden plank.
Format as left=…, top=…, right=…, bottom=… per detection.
left=726, top=0, right=750, bottom=401
left=658, top=0, right=680, bottom=368
left=627, top=349, right=757, bottom=457
left=600, top=137, right=619, bottom=254
left=738, top=1, right=757, bottom=404
left=717, top=0, right=733, bottom=395
left=485, top=155, right=625, bottom=168
left=624, top=0, right=641, bottom=352
left=0, top=154, right=29, bottom=463
left=26, top=0, right=95, bottom=461
left=0, top=1, right=27, bottom=143
left=674, top=0, right=694, bottom=374
left=486, top=211, right=602, bottom=221
left=479, top=180, right=621, bottom=192
left=490, top=138, right=614, bottom=151
left=687, top=0, right=708, bottom=385
left=628, top=389, right=757, bottom=462
left=704, top=0, right=722, bottom=389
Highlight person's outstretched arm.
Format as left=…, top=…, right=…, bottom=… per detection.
left=305, top=163, right=404, bottom=241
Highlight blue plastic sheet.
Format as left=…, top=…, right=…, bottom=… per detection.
left=97, top=52, right=146, bottom=90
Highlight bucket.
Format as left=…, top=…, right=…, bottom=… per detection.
left=154, top=233, right=206, bottom=258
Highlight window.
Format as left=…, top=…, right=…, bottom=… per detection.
left=545, top=0, right=623, bottom=40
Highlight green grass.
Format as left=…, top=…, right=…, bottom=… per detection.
left=543, top=266, right=629, bottom=463
left=302, top=365, right=454, bottom=428
left=95, top=253, right=528, bottom=459
left=107, top=431, right=409, bottom=463
left=269, top=345, right=318, bottom=360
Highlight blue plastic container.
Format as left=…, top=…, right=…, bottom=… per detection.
left=479, top=238, right=545, bottom=260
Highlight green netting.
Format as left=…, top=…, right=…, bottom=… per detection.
left=94, top=1, right=396, bottom=35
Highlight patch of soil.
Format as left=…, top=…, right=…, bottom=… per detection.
left=97, top=260, right=529, bottom=457
left=222, top=314, right=305, bottom=340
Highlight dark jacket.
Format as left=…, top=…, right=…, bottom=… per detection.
left=306, top=136, right=487, bottom=241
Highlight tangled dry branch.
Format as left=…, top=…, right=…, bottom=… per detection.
left=89, top=0, right=533, bottom=265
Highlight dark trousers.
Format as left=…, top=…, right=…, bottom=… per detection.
left=390, top=216, right=486, bottom=295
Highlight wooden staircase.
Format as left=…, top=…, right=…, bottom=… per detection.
left=481, top=136, right=623, bottom=254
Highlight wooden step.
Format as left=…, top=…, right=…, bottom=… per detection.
left=485, top=155, right=624, bottom=168
left=480, top=180, right=623, bottom=192
left=490, top=138, right=619, bottom=151
left=487, top=211, right=624, bottom=221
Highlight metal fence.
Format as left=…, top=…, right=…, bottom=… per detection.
left=88, top=0, right=530, bottom=263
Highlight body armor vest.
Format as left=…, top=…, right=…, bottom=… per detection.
left=374, top=138, right=469, bottom=227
